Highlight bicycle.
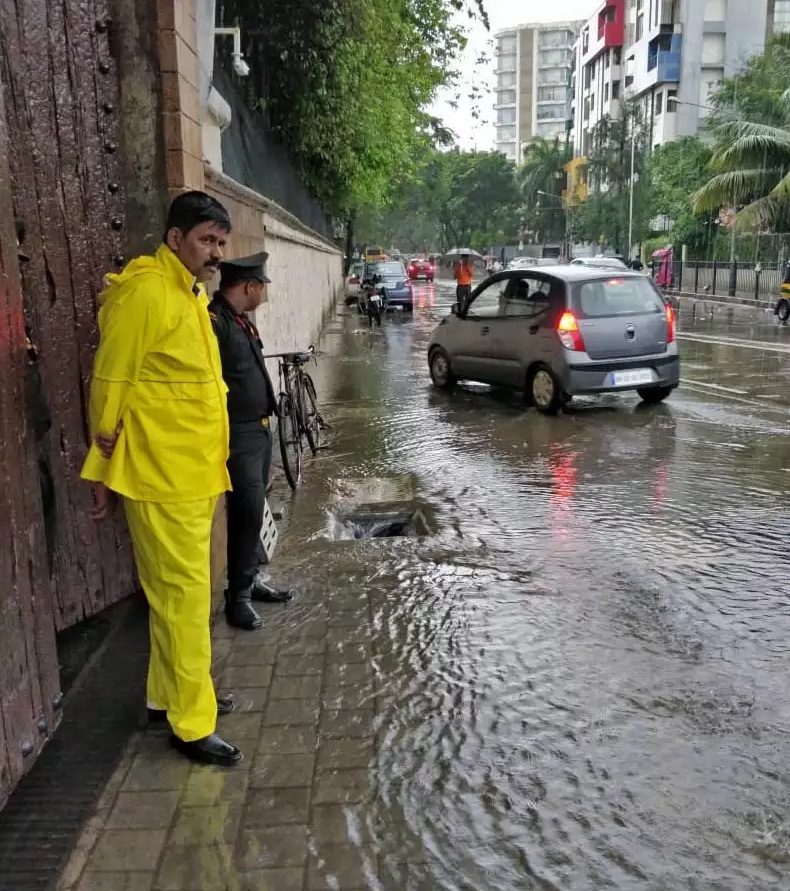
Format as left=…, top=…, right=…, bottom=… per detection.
left=264, top=345, right=327, bottom=490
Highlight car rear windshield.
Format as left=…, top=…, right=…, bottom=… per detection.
left=371, top=262, right=406, bottom=276
left=573, top=277, right=664, bottom=318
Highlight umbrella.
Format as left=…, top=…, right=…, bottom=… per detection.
left=444, top=248, right=483, bottom=260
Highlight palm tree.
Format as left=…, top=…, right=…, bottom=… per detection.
left=518, top=137, right=568, bottom=245
left=694, top=37, right=790, bottom=230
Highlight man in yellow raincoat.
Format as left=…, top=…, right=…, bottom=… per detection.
left=81, top=191, right=242, bottom=767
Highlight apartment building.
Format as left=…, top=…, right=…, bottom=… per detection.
left=570, top=0, right=627, bottom=159
left=626, top=0, right=769, bottom=150
left=494, top=20, right=582, bottom=163
left=571, top=0, right=772, bottom=157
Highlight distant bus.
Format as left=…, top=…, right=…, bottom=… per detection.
left=364, top=245, right=387, bottom=261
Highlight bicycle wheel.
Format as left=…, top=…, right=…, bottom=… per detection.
left=300, top=373, right=322, bottom=455
left=277, top=393, right=302, bottom=489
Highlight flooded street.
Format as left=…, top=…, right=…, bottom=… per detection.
left=274, top=281, right=790, bottom=890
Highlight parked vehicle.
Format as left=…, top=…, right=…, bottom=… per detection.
left=363, top=260, right=413, bottom=312
left=508, top=257, right=558, bottom=270
left=427, top=266, right=679, bottom=414
left=774, top=264, right=790, bottom=322
left=344, top=262, right=365, bottom=305
left=407, top=257, right=435, bottom=282
left=570, top=256, right=630, bottom=270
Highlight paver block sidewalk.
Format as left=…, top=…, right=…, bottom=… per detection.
left=57, top=549, right=414, bottom=891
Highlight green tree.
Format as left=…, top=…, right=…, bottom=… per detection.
left=218, top=0, right=488, bottom=220
left=694, top=35, right=790, bottom=230
left=575, top=102, right=650, bottom=254
left=356, top=149, right=521, bottom=253
left=518, top=137, right=569, bottom=246
left=647, top=137, right=715, bottom=255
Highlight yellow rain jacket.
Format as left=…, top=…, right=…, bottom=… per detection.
left=81, top=245, right=231, bottom=502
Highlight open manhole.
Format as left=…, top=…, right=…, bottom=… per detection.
left=330, top=504, right=432, bottom=540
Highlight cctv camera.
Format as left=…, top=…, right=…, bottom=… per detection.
left=232, top=54, right=250, bottom=77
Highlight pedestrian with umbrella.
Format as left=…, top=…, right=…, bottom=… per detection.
left=447, top=247, right=481, bottom=307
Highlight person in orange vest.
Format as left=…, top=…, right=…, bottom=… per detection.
left=454, top=254, right=474, bottom=306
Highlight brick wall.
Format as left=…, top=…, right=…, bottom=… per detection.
left=157, top=0, right=204, bottom=195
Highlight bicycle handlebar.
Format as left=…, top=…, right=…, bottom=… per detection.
left=262, top=345, right=315, bottom=361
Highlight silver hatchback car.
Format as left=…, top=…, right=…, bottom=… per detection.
left=427, top=266, right=680, bottom=414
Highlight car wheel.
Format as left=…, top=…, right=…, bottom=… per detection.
left=529, top=364, right=564, bottom=415
left=429, top=348, right=456, bottom=389
left=777, top=299, right=790, bottom=323
left=637, top=385, right=675, bottom=405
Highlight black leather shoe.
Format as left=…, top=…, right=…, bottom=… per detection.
left=148, top=694, right=235, bottom=724
left=170, top=732, right=243, bottom=767
left=251, top=577, right=294, bottom=604
left=224, top=591, right=263, bottom=631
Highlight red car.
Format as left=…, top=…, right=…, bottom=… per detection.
left=407, top=257, right=435, bottom=282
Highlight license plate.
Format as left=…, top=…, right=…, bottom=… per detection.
left=610, top=368, right=654, bottom=387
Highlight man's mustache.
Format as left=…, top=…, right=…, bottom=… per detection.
left=204, top=260, right=220, bottom=269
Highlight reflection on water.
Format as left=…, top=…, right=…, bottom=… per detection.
left=275, top=288, right=790, bottom=890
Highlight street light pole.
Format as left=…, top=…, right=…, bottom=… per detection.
left=628, top=126, right=636, bottom=259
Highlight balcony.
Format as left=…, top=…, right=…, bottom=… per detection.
left=647, top=33, right=681, bottom=83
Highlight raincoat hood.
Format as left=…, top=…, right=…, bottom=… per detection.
left=99, top=245, right=196, bottom=307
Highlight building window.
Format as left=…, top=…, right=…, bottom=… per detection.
left=667, top=88, right=678, bottom=110
left=590, top=93, right=595, bottom=111
left=704, top=0, right=726, bottom=21
left=582, top=28, right=589, bottom=54
left=604, top=82, right=610, bottom=102
left=636, top=0, right=645, bottom=40
left=655, top=92, right=663, bottom=115
left=612, top=79, right=621, bottom=99
left=584, top=66, right=592, bottom=89
left=499, top=35, right=517, bottom=54
left=605, top=50, right=611, bottom=69
left=613, top=46, right=622, bottom=65
left=496, top=107, right=516, bottom=124
left=497, top=125, right=517, bottom=142
left=498, top=90, right=517, bottom=105
left=702, top=33, right=725, bottom=66
left=498, top=72, right=516, bottom=89
left=498, top=53, right=517, bottom=72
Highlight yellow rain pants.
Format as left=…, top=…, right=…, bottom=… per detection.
left=124, top=496, right=219, bottom=742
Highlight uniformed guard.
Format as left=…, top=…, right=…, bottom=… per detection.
left=209, top=252, right=293, bottom=632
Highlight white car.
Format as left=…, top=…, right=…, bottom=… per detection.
left=344, top=262, right=365, bottom=303
left=508, top=257, right=560, bottom=270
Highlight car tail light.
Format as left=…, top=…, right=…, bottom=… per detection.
left=557, top=311, right=585, bottom=351
left=665, top=303, right=675, bottom=344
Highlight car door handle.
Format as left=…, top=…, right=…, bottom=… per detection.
left=529, top=324, right=540, bottom=334
left=481, top=326, right=490, bottom=335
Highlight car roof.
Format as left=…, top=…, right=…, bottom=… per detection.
left=484, top=266, right=648, bottom=283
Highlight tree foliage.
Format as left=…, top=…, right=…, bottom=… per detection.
left=694, top=35, right=790, bottom=230
left=216, top=0, right=488, bottom=214
left=518, top=138, right=569, bottom=245
left=574, top=102, right=651, bottom=254
left=646, top=138, right=714, bottom=253
left=357, top=149, right=521, bottom=252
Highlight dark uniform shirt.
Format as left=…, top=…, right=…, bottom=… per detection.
left=208, top=294, right=277, bottom=423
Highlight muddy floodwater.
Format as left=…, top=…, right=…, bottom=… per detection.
left=269, top=282, right=790, bottom=890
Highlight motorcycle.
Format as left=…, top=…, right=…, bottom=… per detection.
left=359, top=274, right=387, bottom=328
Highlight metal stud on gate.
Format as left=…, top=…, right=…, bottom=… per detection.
left=37, top=717, right=48, bottom=735
left=111, top=218, right=123, bottom=231
left=98, top=61, right=110, bottom=74
left=114, top=255, right=124, bottom=267
left=20, top=739, right=34, bottom=757
left=104, top=142, right=117, bottom=153
left=107, top=182, right=119, bottom=194
left=52, top=692, right=63, bottom=710
left=102, top=102, right=114, bottom=114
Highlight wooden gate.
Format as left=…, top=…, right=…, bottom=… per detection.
left=0, top=0, right=138, bottom=806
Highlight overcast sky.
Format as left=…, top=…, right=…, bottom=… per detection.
left=432, top=0, right=594, bottom=149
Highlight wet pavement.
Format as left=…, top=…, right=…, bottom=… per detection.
left=61, top=281, right=790, bottom=890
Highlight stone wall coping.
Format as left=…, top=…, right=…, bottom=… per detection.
left=204, top=164, right=340, bottom=255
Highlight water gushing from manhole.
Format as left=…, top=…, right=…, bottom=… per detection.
left=328, top=507, right=431, bottom=540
